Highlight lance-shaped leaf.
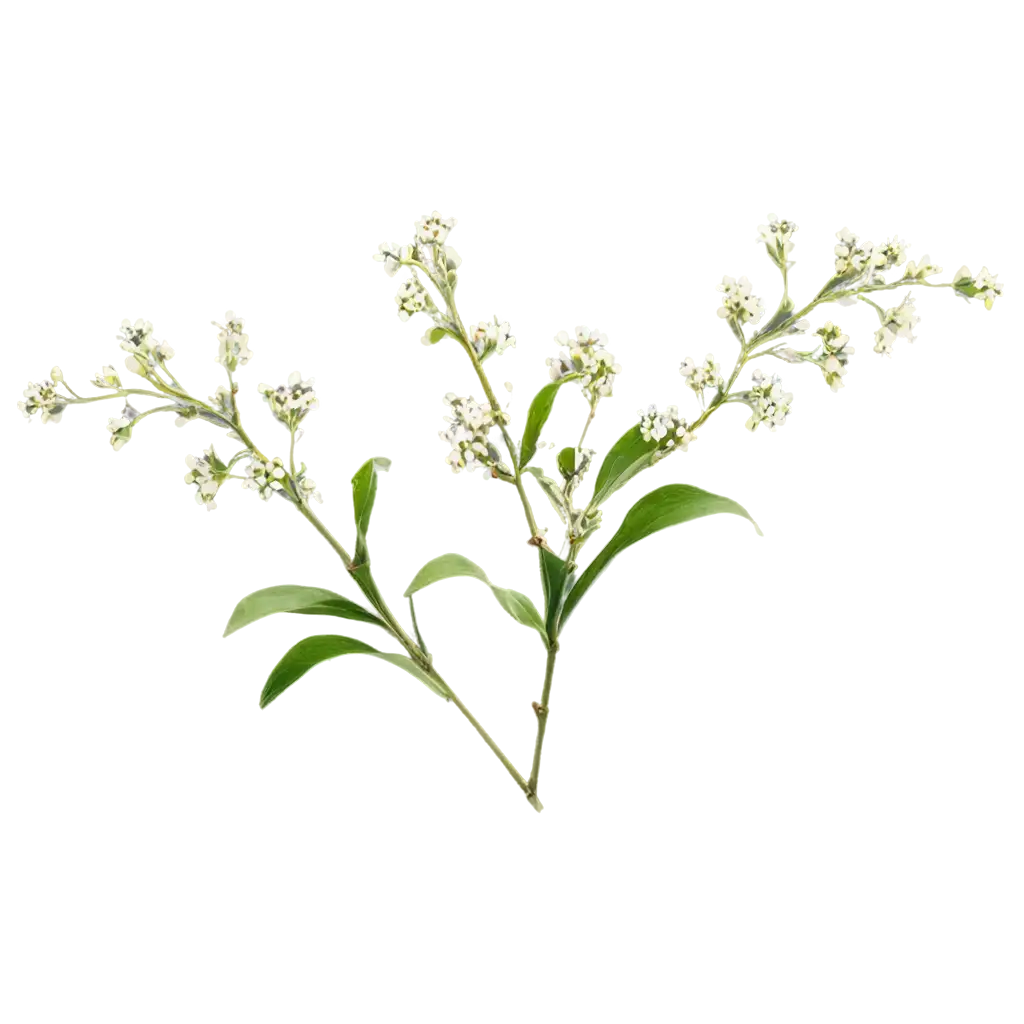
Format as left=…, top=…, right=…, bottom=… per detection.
left=523, top=466, right=569, bottom=523
left=348, top=458, right=387, bottom=565
left=588, top=424, right=660, bottom=509
left=223, top=585, right=386, bottom=637
left=753, top=299, right=798, bottom=342
left=560, top=484, right=761, bottom=628
left=260, top=634, right=450, bottom=708
left=518, top=374, right=580, bottom=470
left=404, top=554, right=546, bottom=641
left=538, top=546, right=574, bottom=640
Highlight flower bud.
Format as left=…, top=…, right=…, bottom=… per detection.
left=50, top=366, right=63, bottom=382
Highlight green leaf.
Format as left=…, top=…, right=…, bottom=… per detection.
left=404, top=554, right=546, bottom=640
left=260, top=634, right=450, bottom=708
left=426, top=326, right=456, bottom=344
left=752, top=296, right=796, bottom=340
left=223, top=585, right=386, bottom=637
left=348, top=458, right=387, bottom=544
left=560, top=484, right=761, bottom=628
left=588, top=424, right=659, bottom=509
left=523, top=466, right=568, bottom=523
left=538, top=546, right=574, bottom=640
left=518, top=375, right=580, bottom=470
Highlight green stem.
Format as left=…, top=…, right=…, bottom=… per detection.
left=526, top=643, right=559, bottom=809
left=125, top=350, right=536, bottom=790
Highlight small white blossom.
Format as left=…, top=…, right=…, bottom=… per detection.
left=118, top=317, right=171, bottom=370
left=679, top=353, right=724, bottom=397
left=813, top=322, right=854, bottom=392
left=213, top=311, right=253, bottom=371
left=258, top=371, right=318, bottom=428
left=184, top=445, right=229, bottom=512
left=415, top=211, right=457, bottom=246
left=716, top=276, right=764, bottom=324
left=954, top=266, right=1003, bottom=310
left=243, top=456, right=288, bottom=501
left=903, top=255, right=942, bottom=280
left=756, top=214, right=798, bottom=266
left=873, top=328, right=896, bottom=357
left=872, top=236, right=910, bottom=271
left=296, top=474, right=323, bottom=504
left=439, top=393, right=508, bottom=477
left=396, top=276, right=430, bottom=321
left=638, top=404, right=694, bottom=458
left=834, top=228, right=871, bottom=276
left=745, top=370, right=793, bottom=432
left=92, top=365, right=122, bottom=389
left=18, top=376, right=67, bottom=424
left=469, top=318, right=516, bottom=359
left=546, top=326, right=621, bottom=402
left=880, top=299, right=921, bottom=339
left=106, top=415, right=132, bottom=451
left=372, top=242, right=412, bottom=277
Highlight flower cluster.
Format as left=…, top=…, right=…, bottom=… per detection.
left=745, top=370, right=793, bottom=432
left=375, top=213, right=461, bottom=294
left=184, top=445, right=230, bottom=511
left=396, top=276, right=432, bottom=321
left=716, top=276, right=764, bottom=325
left=873, top=295, right=919, bottom=356
left=679, top=354, right=724, bottom=398
left=118, top=319, right=171, bottom=372
left=258, top=371, right=318, bottom=429
left=834, top=228, right=911, bottom=282
left=558, top=446, right=595, bottom=498
left=214, top=311, right=252, bottom=372
left=18, top=372, right=67, bottom=424
left=106, top=404, right=138, bottom=450
left=812, top=322, right=854, bottom=392
left=756, top=214, right=798, bottom=268
left=469, top=318, right=516, bottom=359
left=953, top=266, right=1004, bottom=310
left=546, top=327, right=622, bottom=402
left=439, top=393, right=508, bottom=477
left=243, top=456, right=288, bottom=501
left=638, top=404, right=694, bottom=458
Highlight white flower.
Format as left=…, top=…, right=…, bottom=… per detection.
left=823, top=356, right=847, bottom=395
left=873, top=327, right=896, bottom=357
left=834, top=228, right=871, bottom=276
left=745, top=370, right=793, bottom=432
left=257, top=371, right=318, bottom=427
left=439, top=393, right=508, bottom=477
left=118, top=313, right=171, bottom=366
left=880, top=299, right=921, bottom=339
left=680, top=353, right=724, bottom=396
left=213, top=311, right=253, bottom=371
left=373, top=242, right=411, bottom=277
left=297, top=474, right=323, bottom=504
left=638, top=404, right=694, bottom=458
left=243, top=456, right=288, bottom=501
left=106, top=415, right=132, bottom=451
left=184, top=445, right=229, bottom=512
left=973, top=267, right=1003, bottom=310
left=396, top=276, right=430, bottom=321
left=716, top=276, right=764, bottom=324
left=415, top=211, right=457, bottom=245
left=469, top=318, right=516, bottom=359
left=546, top=326, right=622, bottom=402
left=872, top=236, right=910, bottom=270
left=756, top=214, right=798, bottom=265
left=903, top=255, right=942, bottom=281
left=92, top=365, right=122, bottom=389
left=18, top=376, right=67, bottom=424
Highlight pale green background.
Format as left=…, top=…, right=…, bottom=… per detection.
left=2, top=9, right=1024, bottom=1024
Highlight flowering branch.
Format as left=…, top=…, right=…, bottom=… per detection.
left=18, top=211, right=1003, bottom=813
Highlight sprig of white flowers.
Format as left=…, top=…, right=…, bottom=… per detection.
left=15, top=210, right=1004, bottom=814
